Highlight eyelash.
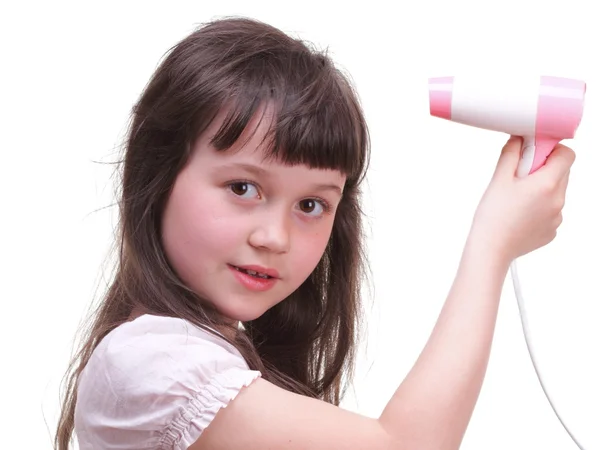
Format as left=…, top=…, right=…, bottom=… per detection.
left=225, top=179, right=332, bottom=214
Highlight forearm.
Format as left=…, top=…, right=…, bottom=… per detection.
left=379, top=233, right=511, bottom=449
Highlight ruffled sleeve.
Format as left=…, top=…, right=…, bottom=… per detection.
left=74, top=314, right=261, bottom=450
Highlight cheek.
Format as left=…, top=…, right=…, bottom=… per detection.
left=161, top=176, right=242, bottom=275
left=292, top=224, right=333, bottom=275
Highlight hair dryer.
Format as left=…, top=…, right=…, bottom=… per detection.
left=428, top=75, right=588, bottom=449
left=428, top=75, right=586, bottom=177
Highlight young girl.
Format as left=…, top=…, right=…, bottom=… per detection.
left=55, top=17, right=575, bottom=450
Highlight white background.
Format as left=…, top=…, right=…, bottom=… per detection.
left=1, top=1, right=598, bottom=448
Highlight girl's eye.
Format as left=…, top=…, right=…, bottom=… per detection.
left=229, top=182, right=260, bottom=199
left=298, top=199, right=326, bottom=216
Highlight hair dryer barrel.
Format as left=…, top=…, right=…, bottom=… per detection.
left=429, top=75, right=586, bottom=139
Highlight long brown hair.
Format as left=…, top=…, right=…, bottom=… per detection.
left=55, top=16, right=370, bottom=449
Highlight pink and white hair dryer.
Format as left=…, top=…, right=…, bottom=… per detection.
left=428, top=75, right=590, bottom=450
left=428, top=75, right=586, bottom=176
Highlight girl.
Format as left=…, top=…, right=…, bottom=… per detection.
left=55, top=17, right=575, bottom=450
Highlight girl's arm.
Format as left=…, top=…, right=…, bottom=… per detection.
left=378, top=233, right=510, bottom=448
left=191, top=236, right=508, bottom=450
left=190, top=138, right=574, bottom=450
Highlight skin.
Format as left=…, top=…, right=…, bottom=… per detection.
left=161, top=108, right=346, bottom=324
left=176, top=135, right=575, bottom=450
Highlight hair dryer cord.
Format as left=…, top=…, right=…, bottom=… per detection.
left=510, top=259, right=586, bottom=449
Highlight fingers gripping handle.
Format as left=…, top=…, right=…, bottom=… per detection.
left=516, top=136, right=559, bottom=178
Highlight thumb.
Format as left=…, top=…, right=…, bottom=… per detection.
left=494, top=135, right=523, bottom=178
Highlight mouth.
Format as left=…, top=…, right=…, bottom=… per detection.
left=228, top=264, right=279, bottom=292
left=228, top=264, right=279, bottom=280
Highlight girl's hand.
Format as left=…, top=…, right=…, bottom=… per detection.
left=469, top=136, right=575, bottom=264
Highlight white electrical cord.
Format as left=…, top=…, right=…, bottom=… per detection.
left=509, top=259, right=586, bottom=449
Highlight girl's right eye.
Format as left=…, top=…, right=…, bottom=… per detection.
left=228, top=181, right=261, bottom=199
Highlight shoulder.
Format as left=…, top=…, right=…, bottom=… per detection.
left=74, top=314, right=261, bottom=450
left=87, top=314, right=248, bottom=376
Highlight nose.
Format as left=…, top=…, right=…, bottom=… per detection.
left=248, top=209, right=291, bottom=254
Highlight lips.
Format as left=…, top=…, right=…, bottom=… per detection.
left=228, top=264, right=279, bottom=292
left=228, top=264, right=280, bottom=279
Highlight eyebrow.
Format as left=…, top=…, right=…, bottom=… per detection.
left=215, top=162, right=344, bottom=196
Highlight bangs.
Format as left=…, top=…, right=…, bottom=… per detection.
left=207, top=50, right=369, bottom=182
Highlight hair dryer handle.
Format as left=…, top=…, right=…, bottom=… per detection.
left=516, top=136, right=559, bottom=178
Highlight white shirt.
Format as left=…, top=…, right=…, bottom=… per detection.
left=74, top=314, right=262, bottom=449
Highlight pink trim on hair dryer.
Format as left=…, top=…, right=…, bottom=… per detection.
left=536, top=76, right=586, bottom=139
left=428, top=76, right=453, bottom=119
left=528, top=76, right=586, bottom=174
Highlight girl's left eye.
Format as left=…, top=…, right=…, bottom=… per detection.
left=229, top=182, right=260, bottom=198
left=298, top=199, right=328, bottom=216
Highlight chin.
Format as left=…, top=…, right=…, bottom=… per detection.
left=213, top=301, right=270, bottom=324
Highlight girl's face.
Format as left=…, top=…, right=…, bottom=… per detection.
left=161, top=110, right=346, bottom=322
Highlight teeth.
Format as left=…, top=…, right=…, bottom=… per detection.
left=235, top=266, right=271, bottom=279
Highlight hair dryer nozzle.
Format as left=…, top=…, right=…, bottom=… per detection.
left=428, top=77, right=453, bottom=120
